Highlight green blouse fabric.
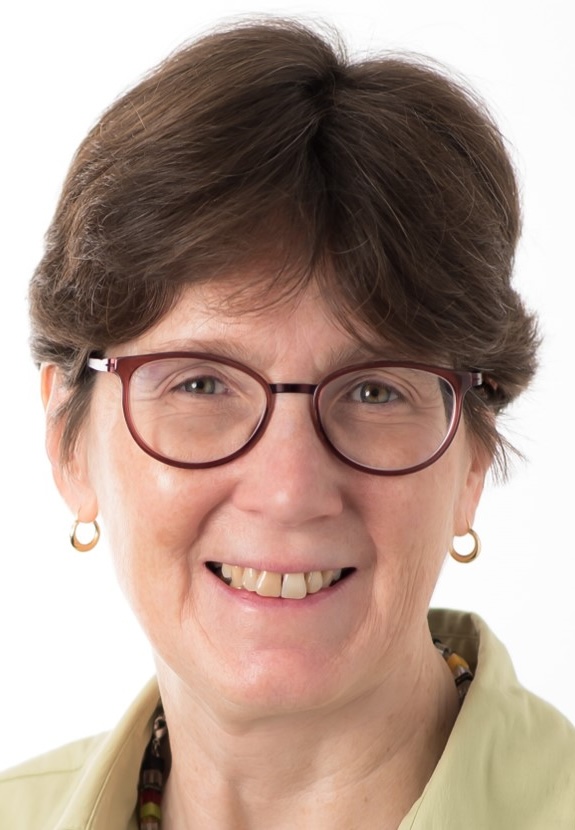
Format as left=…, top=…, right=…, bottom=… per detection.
left=2, top=609, right=574, bottom=829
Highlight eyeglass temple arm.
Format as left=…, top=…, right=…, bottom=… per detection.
left=88, top=358, right=118, bottom=373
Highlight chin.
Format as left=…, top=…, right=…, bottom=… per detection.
left=205, top=645, right=369, bottom=718
left=157, top=643, right=354, bottom=719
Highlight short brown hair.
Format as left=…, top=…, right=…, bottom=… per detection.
left=29, top=18, right=539, bottom=475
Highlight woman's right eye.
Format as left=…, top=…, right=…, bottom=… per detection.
left=177, top=375, right=225, bottom=395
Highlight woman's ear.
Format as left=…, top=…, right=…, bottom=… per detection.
left=41, top=364, right=98, bottom=522
left=453, top=438, right=491, bottom=537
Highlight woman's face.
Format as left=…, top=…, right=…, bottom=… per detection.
left=46, top=279, right=487, bottom=715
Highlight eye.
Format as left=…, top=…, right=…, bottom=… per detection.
left=177, top=375, right=226, bottom=395
left=352, top=381, right=399, bottom=404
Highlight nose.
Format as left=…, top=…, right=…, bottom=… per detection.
left=230, top=391, right=345, bottom=526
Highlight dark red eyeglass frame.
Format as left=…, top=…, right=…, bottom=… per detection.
left=88, top=352, right=484, bottom=476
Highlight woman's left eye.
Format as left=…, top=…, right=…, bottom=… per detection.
left=351, top=381, right=399, bottom=404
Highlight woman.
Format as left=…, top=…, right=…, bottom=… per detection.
left=2, top=18, right=574, bottom=829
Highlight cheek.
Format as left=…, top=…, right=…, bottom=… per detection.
left=364, top=468, right=456, bottom=549
left=359, top=463, right=460, bottom=589
left=102, top=463, right=234, bottom=637
left=86, top=406, right=229, bottom=611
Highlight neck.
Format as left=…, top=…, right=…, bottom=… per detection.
left=158, top=640, right=460, bottom=830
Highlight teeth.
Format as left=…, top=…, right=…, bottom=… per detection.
left=230, top=566, right=244, bottom=589
left=321, top=569, right=334, bottom=588
left=256, top=571, right=282, bottom=597
left=242, top=568, right=259, bottom=591
left=281, top=573, right=307, bottom=599
left=213, top=563, right=347, bottom=599
left=305, top=571, right=323, bottom=594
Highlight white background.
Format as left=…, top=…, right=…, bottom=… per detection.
left=1, top=0, right=573, bottom=770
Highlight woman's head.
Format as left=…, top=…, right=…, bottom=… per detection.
left=44, top=279, right=488, bottom=712
left=30, top=18, right=538, bottom=474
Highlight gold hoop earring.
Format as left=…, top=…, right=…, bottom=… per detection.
left=449, top=528, right=480, bottom=563
left=70, top=519, right=100, bottom=552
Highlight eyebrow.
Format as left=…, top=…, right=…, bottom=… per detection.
left=151, top=338, right=257, bottom=363
left=324, top=342, right=406, bottom=367
left=147, top=338, right=405, bottom=372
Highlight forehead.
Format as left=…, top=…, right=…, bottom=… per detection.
left=114, top=280, right=398, bottom=372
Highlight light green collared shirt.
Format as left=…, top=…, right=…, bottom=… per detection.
left=2, top=610, right=574, bottom=829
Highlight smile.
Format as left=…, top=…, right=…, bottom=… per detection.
left=207, top=562, right=354, bottom=599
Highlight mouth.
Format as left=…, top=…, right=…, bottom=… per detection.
left=206, top=562, right=355, bottom=600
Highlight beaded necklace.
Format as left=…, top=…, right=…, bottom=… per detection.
left=137, top=640, right=473, bottom=829
left=138, top=711, right=167, bottom=830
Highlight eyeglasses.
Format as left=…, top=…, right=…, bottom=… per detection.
left=87, top=352, right=484, bottom=475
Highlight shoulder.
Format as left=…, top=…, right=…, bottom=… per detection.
left=458, top=660, right=575, bottom=828
left=0, top=678, right=160, bottom=829
left=0, top=735, right=106, bottom=828
left=412, top=609, right=575, bottom=828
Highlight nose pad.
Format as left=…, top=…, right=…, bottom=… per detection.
left=230, top=393, right=345, bottom=525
